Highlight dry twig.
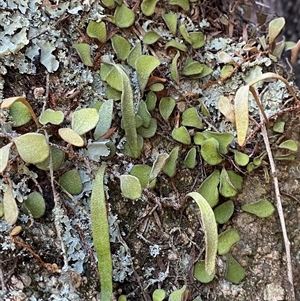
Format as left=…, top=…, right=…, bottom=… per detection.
left=260, top=112, right=295, bottom=301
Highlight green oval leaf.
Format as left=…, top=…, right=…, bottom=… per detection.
left=137, top=101, right=151, bottom=128
left=169, top=285, right=187, bottom=301
left=111, top=34, right=131, bottom=60
left=141, top=0, right=160, bottom=16
left=35, top=147, right=64, bottom=171
left=182, top=61, right=203, bottom=76
left=22, top=192, right=46, bottom=219
left=190, top=32, right=205, bottom=49
left=163, top=146, right=180, bottom=177
left=202, top=131, right=233, bottom=155
left=182, top=107, right=203, bottom=129
left=169, top=0, right=189, bottom=11
left=72, top=108, right=99, bottom=135
left=137, top=117, right=157, bottom=138
left=136, top=55, right=160, bottom=94
left=114, top=3, right=135, bottom=28
left=91, top=165, right=113, bottom=301
left=184, top=147, right=197, bottom=169
left=127, top=42, right=142, bottom=69
left=39, top=109, right=64, bottom=125
left=15, top=133, right=50, bottom=164
left=159, top=97, right=176, bottom=121
left=120, top=175, right=142, bottom=200
left=162, top=13, right=177, bottom=35
left=273, top=121, right=285, bottom=133
left=234, top=150, right=250, bottom=166
left=278, top=139, right=298, bottom=151
left=242, top=199, right=275, bottom=218
left=143, top=30, right=161, bottom=44
left=146, top=91, right=157, bottom=111
left=87, top=20, right=107, bottom=43
left=130, top=165, right=156, bottom=189
left=152, top=289, right=166, bottom=301
left=172, top=126, right=191, bottom=145
left=2, top=96, right=40, bottom=127
left=218, top=228, right=240, bottom=255
left=200, top=138, right=223, bottom=165
left=194, top=260, right=215, bottom=283
left=269, top=17, right=285, bottom=45
left=219, top=168, right=239, bottom=198
left=101, top=0, right=115, bottom=8
left=59, top=170, right=83, bottom=195
left=58, top=128, right=84, bottom=147
left=186, top=192, right=218, bottom=275
left=220, top=65, right=234, bottom=78
left=198, top=170, right=220, bottom=208
left=225, top=254, right=245, bottom=284
left=214, top=200, right=234, bottom=224
left=72, top=43, right=93, bottom=67
left=9, top=101, right=32, bottom=127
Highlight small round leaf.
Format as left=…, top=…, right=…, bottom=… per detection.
left=194, top=260, right=215, bottom=283
left=172, top=126, right=191, bottom=145
left=72, top=108, right=99, bottom=135
left=242, top=199, right=275, bottom=218
left=59, top=170, right=83, bottom=195
left=15, top=133, right=50, bottom=164
left=22, top=192, right=46, bottom=218
left=59, top=128, right=84, bottom=147
left=120, top=175, right=142, bottom=199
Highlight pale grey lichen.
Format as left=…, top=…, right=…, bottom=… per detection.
left=112, top=245, right=134, bottom=282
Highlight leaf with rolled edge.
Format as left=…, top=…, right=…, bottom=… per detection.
left=143, top=31, right=161, bottom=44
left=1, top=96, right=40, bottom=127
left=269, top=17, right=285, bottom=45
left=159, top=97, right=176, bottom=121
left=127, top=42, right=142, bottom=69
left=141, top=0, right=160, bottom=16
left=234, top=85, right=249, bottom=146
left=3, top=181, right=19, bottom=226
left=114, top=3, right=135, bottom=28
left=72, top=43, right=93, bottom=67
left=171, top=51, right=180, bottom=85
left=149, top=153, right=169, bottom=181
left=104, top=62, right=140, bottom=158
left=0, top=143, right=13, bottom=173
left=94, top=99, right=114, bottom=140
left=162, top=13, right=177, bottom=35
left=186, top=192, right=218, bottom=275
left=90, top=164, right=113, bottom=301
left=169, top=0, right=189, bottom=11
left=111, top=34, right=131, bottom=60
left=136, top=55, right=160, bottom=94
left=163, top=146, right=179, bottom=177
left=198, top=170, right=220, bottom=208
